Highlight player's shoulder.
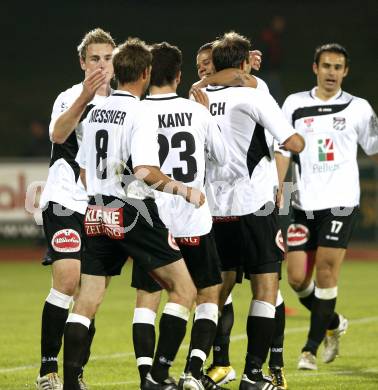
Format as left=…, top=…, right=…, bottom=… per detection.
left=284, top=90, right=312, bottom=104
left=57, top=82, right=83, bottom=100
left=254, top=76, right=269, bottom=92
left=345, top=91, right=371, bottom=110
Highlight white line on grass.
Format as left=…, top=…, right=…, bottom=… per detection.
left=2, top=315, right=378, bottom=374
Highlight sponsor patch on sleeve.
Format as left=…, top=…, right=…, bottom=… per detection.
left=51, top=229, right=81, bottom=253
left=287, top=224, right=309, bottom=246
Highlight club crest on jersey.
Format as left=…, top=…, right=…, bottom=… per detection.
left=318, top=138, right=334, bottom=161
left=333, top=117, right=346, bottom=131
left=303, top=117, right=314, bottom=132
left=177, top=236, right=200, bottom=246
left=287, top=224, right=309, bottom=246
left=51, top=229, right=81, bottom=253
left=168, top=232, right=180, bottom=251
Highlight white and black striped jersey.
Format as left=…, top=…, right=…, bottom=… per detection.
left=281, top=88, right=378, bottom=210
left=204, top=85, right=296, bottom=216
left=40, top=83, right=109, bottom=214
left=76, top=90, right=160, bottom=201
left=142, top=93, right=228, bottom=237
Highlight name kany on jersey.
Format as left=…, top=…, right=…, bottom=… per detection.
left=158, top=112, right=193, bottom=128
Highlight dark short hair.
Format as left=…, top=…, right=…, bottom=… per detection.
left=314, top=43, right=350, bottom=67
left=197, top=42, right=213, bottom=55
left=211, top=31, right=250, bottom=71
left=112, top=37, right=152, bottom=85
left=150, top=42, right=182, bottom=87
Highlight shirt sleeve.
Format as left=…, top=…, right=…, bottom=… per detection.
left=48, top=91, right=68, bottom=140
left=250, top=90, right=296, bottom=145
left=130, top=103, right=160, bottom=168
left=356, top=100, right=378, bottom=156
left=205, top=112, right=228, bottom=166
left=274, top=96, right=295, bottom=157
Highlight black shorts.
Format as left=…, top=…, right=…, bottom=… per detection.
left=287, top=207, right=358, bottom=251
left=42, top=202, right=84, bottom=262
left=212, top=216, right=243, bottom=272
left=82, top=196, right=182, bottom=278
left=131, top=229, right=222, bottom=292
left=240, top=205, right=284, bottom=275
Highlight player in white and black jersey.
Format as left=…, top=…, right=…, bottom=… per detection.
left=130, top=41, right=228, bottom=390
left=63, top=37, right=205, bottom=390
left=36, top=28, right=115, bottom=390
left=204, top=32, right=304, bottom=390
left=275, top=43, right=378, bottom=371
left=193, top=42, right=290, bottom=389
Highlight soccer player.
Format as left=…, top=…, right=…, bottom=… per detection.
left=63, top=37, right=205, bottom=390
left=276, top=43, right=378, bottom=370
left=37, top=28, right=115, bottom=390
left=203, top=31, right=304, bottom=390
left=195, top=42, right=289, bottom=390
left=131, top=41, right=229, bottom=390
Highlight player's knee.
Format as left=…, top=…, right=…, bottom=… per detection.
left=170, top=280, right=197, bottom=309
left=288, top=272, right=308, bottom=292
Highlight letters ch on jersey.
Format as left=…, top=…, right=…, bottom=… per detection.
left=210, top=102, right=226, bottom=116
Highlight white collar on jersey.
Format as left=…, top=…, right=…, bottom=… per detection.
left=145, top=93, right=178, bottom=99
left=112, top=89, right=139, bottom=100
left=310, top=87, right=343, bottom=102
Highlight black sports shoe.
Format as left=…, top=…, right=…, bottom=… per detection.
left=143, top=373, right=178, bottom=390
left=41, top=248, right=54, bottom=266
left=239, top=374, right=278, bottom=390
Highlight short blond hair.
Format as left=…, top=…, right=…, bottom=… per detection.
left=77, top=28, right=115, bottom=60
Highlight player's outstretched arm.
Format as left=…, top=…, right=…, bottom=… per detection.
left=51, top=69, right=106, bottom=144
left=274, top=151, right=291, bottom=208
left=134, top=165, right=205, bottom=208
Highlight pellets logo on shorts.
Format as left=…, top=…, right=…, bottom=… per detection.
left=287, top=224, right=309, bottom=246
left=168, top=232, right=180, bottom=251
left=275, top=230, right=285, bottom=252
left=51, top=229, right=81, bottom=253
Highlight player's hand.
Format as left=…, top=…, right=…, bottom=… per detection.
left=249, top=50, right=262, bottom=71
left=191, top=87, right=209, bottom=109
left=189, top=78, right=208, bottom=97
left=81, top=69, right=107, bottom=103
left=183, top=187, right=205, bottom=208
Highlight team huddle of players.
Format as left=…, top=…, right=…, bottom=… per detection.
left=36, top=27, right=378, bottom=390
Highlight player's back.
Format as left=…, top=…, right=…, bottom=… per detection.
left=79, top=90, right=155, bottom=201
left=142, top=94, right=227, bottom=236
left=204, top=85, right=295, bottom=216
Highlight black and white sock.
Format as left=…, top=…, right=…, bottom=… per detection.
left=213, top=294, right=234, bottom=367
left=187, top=303, right=218, bottom=379
left=297, top=280, right=315, bottom=311
left=303, top=286, right=337, bottom=355
left=150, top=302, right=190, bottom=383
left=63, top=313, right=90, bottom=390
left=40, top=288, right=72, bottom=376
left=132, top=308, right=156, bottom=384
left=269, top=290, right=285, bottom=368
left=245, top=300, right=276, bottom=382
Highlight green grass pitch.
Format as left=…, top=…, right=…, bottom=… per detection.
left=1, top=260, right=378, bottom=389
